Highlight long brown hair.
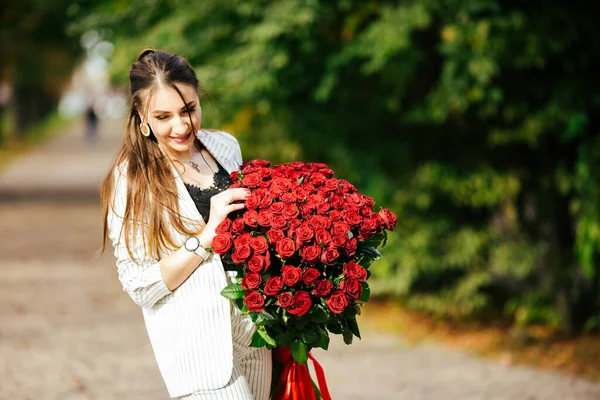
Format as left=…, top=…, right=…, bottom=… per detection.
left=100, top=49, right=203, bottom=261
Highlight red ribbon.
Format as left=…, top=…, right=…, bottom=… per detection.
left=272, top=347, right=332, bottom=400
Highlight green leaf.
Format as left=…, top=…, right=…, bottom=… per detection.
left=359, top=245, right=383, bottom=260
left=221, top=283, right=245, bottom=300
left=313, top=328, right=330, bottom=351
left=297, top=175, right=305, bottom=184
left=257, top=326, right=277, bottom=347
left=346, top=316, right=361, bottom=339
left=255, top=310, right=279, bottom=326
left=300, top=328, right=319, bottom=344
left=276, top=330, right=297, bottom=348
left=358, top=283, right=371, bottom=302
left=250, top=331, right=267, bottom=348
left=342, top=327, right=353, bottom=345
left=327, top=321, right=343, bottom=334
left=310, top=305, right=329, bottom=323
left=291, top=340, right=309, bottom=364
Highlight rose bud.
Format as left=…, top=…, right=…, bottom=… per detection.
left=339, top=278, right=363, bottom=299
left=264, top=277, right=283, bottom=296
left=281, top=265, right=302, bottom=287
left=241, top=273, right=263, bottom=290
left=342, top=261, right=368, bottom=282
left=312, top=279, right=334, bottom=297
left=276, top=238, right=296, bottom=259
left=245, top=290, right=265, bottom=313
left=326, top=290, right=348, bottom=314
left=278, top=292, right=294, bottom=309
left=287, top=291, right=313, bottom=317
left=302, top=267, right=321, bottom=286
left=212, top=233, right=233, bottom=255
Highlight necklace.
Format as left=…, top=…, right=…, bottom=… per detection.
left=181, top=159, right=200, bottom=173
left=179, top=149, right=216, bottom=174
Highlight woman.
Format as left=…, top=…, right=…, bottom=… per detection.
left=100, top=49, right=271, bottom=399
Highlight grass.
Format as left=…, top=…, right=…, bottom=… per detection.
left=0, top=110, right=75, bottom=171
left=362, top=298, right=600, bottom=382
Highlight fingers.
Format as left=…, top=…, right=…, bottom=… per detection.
left=225, top=202, right=247, bottom=215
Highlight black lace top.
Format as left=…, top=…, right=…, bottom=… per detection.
left=184, top=161, right=233, bottom=223
left=184, top=161, right=236, bottom=271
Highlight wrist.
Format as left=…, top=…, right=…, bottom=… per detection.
left=197, top=229, right=215, bottom=249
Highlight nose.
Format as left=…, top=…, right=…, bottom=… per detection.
left=171, top=115, right=189, bottom=135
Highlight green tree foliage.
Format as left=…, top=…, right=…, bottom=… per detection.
left=1, top=0, right=86, bottom=137
left=77, top=0, right=600, bottom=334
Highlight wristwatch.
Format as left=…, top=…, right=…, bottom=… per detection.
left=184, top=236, right=211, bottom=261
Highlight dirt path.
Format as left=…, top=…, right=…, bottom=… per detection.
left=1, top=120, right=599, bottom=399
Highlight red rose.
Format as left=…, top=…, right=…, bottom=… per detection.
left=257, top=210, right=272, bottom=227
left=232, top=244, right=252, bottom=264
left=317, top=202, right=331, bottom=215
left=250, top=236, right=269, bottom=254
left=271, top=215, right=288, bottom=230
left=308, top=215, right=330, bottom=230
left=247, top=254, right=270, bottom=274
left=379, top=208, right=398, bottom=230
left=296, top=224, right=314, bottom=243
left=266, top=229, right=285, bottom=244
left=287, top=291, right=313, bottom=316
left=249, top=159, right=271, bottom=168
left=302, top=267, right=321, bottom=286
left=343, top=261, right=367, bottom=281
left=347, top=193, right=365, bottom=207
left=329, top=195, right=345, bottom=209
left=338, top=179, right=357, bottom=194
left=212, top=233, right=233, bottom=254
left=360, top=206, right=372, bottom=217
left=259, top=195, right=273, bottom=209
left=344, top=212, right=362, bottom=227
left=230, top=171, right=241, bottom=182
left=328, top=210, right=344, bottom=222
left=234, top=232, right=252, bottom=247
left=281, top=265, right=302, bottom=287
left=312, top=279, right=334, bottom=297
left=330, top=221, right=350, bottom=237
left=320, top=247, right=339, bottom=265
left=300, top=245, right=321, bottom=264
left=280, top=192, right=297, bottom=203
left=326, top=290, right=348, bottom=314
left=264, top=277, right=283, bottom=296
left=241, top=272, right=262, bottom=290
left=245, top=194, right=260, bottom=209
left=269, top=202, right=285, bottom=214
left=231, top=218, right=246, bottom=234
left=344, top=237, right=358, bottom=256
left=324, top=178, right=339, bottom=192
left=331, top=235, right=346, bottom=249
left=215, top=218, right=232, bottom=234
left=276, top=238, right=296, bottom=259
left=243, top=210, right=259, bottom=227
left=258, top=167, right=272, bottom=179
left=283, top=204, right=300, bottom=220
left=245, top=290, right=265, bottom=312
left=360, top=216, right=380, bottom=239
left=278, top=292, right=294, bottom=309
left=340, top=278, right=363, bottom=299
left=241, top=173, right=262, bottom=188
left=315, top=229, right=332, bottom=247
left=309, top=173, right=326, bottom=187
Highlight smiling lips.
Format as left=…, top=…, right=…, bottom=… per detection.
left=171, top=132, right=192, bottom=143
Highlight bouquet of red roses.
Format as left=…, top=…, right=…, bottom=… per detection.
left=213, top=159, right=397, bottom=400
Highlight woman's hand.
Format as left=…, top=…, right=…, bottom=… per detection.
left=198, top=188, right=250, bottom=248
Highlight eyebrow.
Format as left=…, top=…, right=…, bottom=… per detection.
left=152, top=101, right=196, bottom=114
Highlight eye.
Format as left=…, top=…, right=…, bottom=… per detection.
left=183, top=107, right=195, bottom=114
left=155, top=115, right=168, bottom=121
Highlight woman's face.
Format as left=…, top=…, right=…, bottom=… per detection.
left=142, top=82, right=201, bottom=159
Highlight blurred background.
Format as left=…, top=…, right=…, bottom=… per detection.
left=1, top=1, right=600, bottom=399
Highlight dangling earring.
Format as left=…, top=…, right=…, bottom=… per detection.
left=140, top=122, right=151, bottom=137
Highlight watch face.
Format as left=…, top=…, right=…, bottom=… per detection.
left=185, top=236, right=200, bottom=252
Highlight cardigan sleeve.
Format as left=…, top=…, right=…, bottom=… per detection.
left=106, top=166, right=173, bottom=308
